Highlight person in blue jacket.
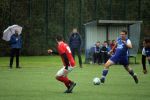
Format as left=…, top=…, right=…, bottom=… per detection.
left=92, top=41, right=101, bottom=64
left=9, top=30, right=22, bottom=68
left=69, top=28, right=82, bottom=68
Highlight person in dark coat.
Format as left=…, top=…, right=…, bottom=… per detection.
left=101, top=41, right=110, bottom=64
left=69, top=28, right=82, bottom=68
left=92, top=41, right=101, bottom=64
left=9, top=30, right=22, bottom=68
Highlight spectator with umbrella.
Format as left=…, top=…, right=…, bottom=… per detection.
left=2, top=25, right=22, bottom=68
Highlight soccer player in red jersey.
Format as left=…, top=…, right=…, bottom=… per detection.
left=48, top=35, right=76, bottom=93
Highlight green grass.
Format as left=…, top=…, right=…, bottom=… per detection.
left=0, top=55, right=150, bottom=100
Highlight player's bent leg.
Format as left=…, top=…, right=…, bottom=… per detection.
left=66, top=66, right=76, bottom=93
left=55, top=66, right=76, bottom=93
left=148, top=57, right=150, bottom=65
left=100, top=60, right=114, bottom=83
left=55, top=67, right=70, bottom=89
left=104, top=60, right=114, bottom=69
left=142, top=55, right=147, bottom=74
left=124, top=65, right=138, bottom=84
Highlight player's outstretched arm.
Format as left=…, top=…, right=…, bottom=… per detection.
left=47, top=49, right=59, bottom=55
left=48, top=49, right=53, bottom=54
left=108, top=42, right=117, bottom=55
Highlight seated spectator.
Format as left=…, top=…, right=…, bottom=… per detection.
left=110, top=40, right=116, bottom=54
left=92, top=41, right=101, bottom=64
left=110, top=40, right=116, bottom=49
left=101, top=41, right=110, bottom=64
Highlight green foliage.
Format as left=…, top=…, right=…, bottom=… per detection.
left=0, top=0, right=150, bottom=56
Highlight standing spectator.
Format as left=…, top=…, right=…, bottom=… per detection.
left=93, top=41, right=101, bottom=64
left=9, top=30, right=22, bottom=68
left=142, top=40, right=147, bottom=74
left=69, top=28, right=82, bottom=68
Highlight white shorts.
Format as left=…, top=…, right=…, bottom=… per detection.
left=56, top=66, right=75, bottom=77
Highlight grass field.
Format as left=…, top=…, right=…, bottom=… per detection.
left=0, top=55, right=150, bottom=100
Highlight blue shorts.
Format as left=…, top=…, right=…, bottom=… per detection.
left=110, top=55, right=129, bottom=66
left=145, top=48, right=150, bottom=57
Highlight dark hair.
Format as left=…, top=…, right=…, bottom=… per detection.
left=56, top=35, right=63, bottom=41
left=112, top=40, right=115, bottom=42
left=97, top=41, right=100, bottom=43
left=121, top=30, right=128, bottom=35
left=104, top=41, right=107, bottom=43
left=144, top=38, right=150, bottom=43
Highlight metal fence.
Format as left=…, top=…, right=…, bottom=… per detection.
left=0, top=0, right=149, bottom=56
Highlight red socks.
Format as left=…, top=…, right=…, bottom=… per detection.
left=56, top=76, right=72, bottom=88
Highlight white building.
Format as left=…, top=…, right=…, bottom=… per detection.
left=84, top=20, right=143, bottom=63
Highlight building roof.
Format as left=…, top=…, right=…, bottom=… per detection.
left=98, top=20, right=143, bottom=25
left=84, top=20, right=143, bottom=26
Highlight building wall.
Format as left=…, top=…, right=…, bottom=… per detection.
left=108, top=26, right=127, bottom=41
left=85, top=25, right=128, bottom=50
left=97, top=26, right=107, bottom=43
left=85, top=22, right=97, bottom=49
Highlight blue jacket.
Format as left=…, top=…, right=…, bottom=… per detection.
left=10, top=34, right=22, bottom=49
left=69, top=32, right=82, bottom=48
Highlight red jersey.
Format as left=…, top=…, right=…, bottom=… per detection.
left=57, top=41, right=75, bottom=67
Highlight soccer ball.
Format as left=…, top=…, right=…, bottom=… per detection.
left=93, top=77, right=101, bottom=85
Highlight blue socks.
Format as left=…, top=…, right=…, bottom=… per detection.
left=129, top=70, right=134, bottom=76
left=102, top=69, right=108, bottom=76
left=101, top=69, right=108, bottom=79
left=100, top=69, right=108, bottom=83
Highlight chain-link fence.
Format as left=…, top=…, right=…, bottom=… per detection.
left=0, top=0, right=150, bottom=56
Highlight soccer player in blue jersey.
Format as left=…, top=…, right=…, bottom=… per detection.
left=141, top=39, right=150, bottom=74
left=100, top=30, right=138, bottom=84
left=144, top=39, right=150, bottom=63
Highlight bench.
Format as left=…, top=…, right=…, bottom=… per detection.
left=128, top=54, right=137, bottom=64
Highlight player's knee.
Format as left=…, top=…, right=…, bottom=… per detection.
left=104, top=60, right=113, bottom=68
left=104, top=62, right=110, bottom=69
left=124, top=67, right=129, bottom=71
left=55, top=75, right=59, bottom=80
left=104, top=64, right=108, bottom=69
left=124, top=66, right=131, bottom=72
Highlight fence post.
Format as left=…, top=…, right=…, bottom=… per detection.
left=28, top=0, right=32, bottom=20
left=94, top=0, right=98, bottom=20
left=45, top=0, right=49, bottom=45
left=63, top=0, right=67, bottom=40
left=123, top=0, right=127, bottom=20
left=79, top=0, right=82, bottom=35
left=9, top=0, right=12, bottom=25
left=138, top=0, right=141, bottom=20
left=108, top=0, right=112, bottom=20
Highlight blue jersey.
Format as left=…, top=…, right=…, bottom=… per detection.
left=145, top=48, right=150, bottom=57
left=110, top=37, right=131, bottom=66
left=115, top=37, right=129, bottom=57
